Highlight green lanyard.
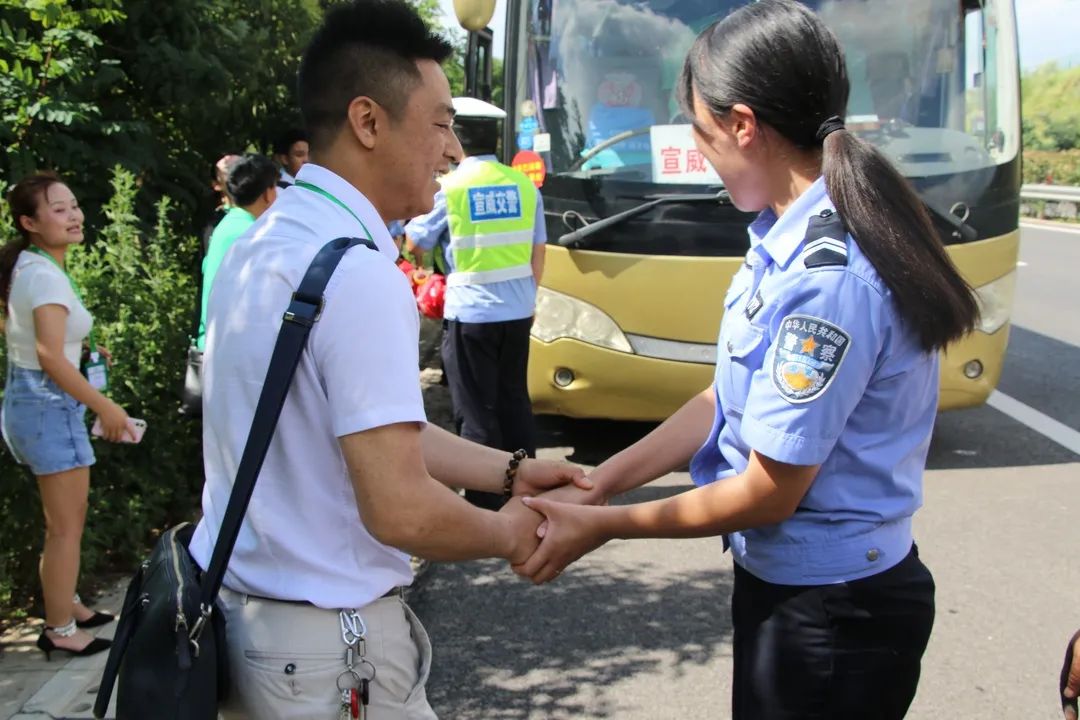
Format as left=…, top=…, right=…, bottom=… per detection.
left=27, top=246, right=98, bottom=353
left=294, top=181, right=375, bottom=242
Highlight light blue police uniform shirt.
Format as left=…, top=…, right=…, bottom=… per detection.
left=404, top=156, right=547, bottom=324
left=689, top=176, right=938, bottom=586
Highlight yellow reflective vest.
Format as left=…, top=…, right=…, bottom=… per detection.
left=441, top=160, right=537, bottom=287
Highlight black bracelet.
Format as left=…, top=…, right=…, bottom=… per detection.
left=503, top=449, right=528, bottom=498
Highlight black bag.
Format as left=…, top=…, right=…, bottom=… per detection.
left=1061, top=629, right=1080, bottom=718
left=179, top=347, right=203, bottom=417
left=94, top=237, right=376, bottom=719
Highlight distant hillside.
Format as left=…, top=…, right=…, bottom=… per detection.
left=1023, top=62, right=1080, bottom=151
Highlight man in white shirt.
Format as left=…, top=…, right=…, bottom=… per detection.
left=189, top=2, right=596, bottom=718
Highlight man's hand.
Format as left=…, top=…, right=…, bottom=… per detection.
left=1061, top=629, right=1080, bottom=719
left=514, top=458, right=594, bottom=499
left=511, top=497, right=608, bottom=584
left=497, top=497, right=544, bottom=566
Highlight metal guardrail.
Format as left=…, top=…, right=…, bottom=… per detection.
left=1021, top=184, right=1080, bottom=203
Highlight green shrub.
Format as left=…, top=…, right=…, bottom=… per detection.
left=1023, top=150, right=1080, bottom=186
left=0, top=167, right=202, bottom=617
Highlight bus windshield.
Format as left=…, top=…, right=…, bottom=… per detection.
left=509, top=0, right=1019, bottom=185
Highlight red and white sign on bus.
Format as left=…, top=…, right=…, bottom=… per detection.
left=650, top=125, right=722, bottom=185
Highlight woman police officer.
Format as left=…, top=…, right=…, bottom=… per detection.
left=515, top=2, right=978, bottom=718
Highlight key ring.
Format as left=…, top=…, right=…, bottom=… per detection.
left=336, top=669, right=362, bottom=693
left=335, top=658, right=376, bottom=692
left=357, top=659, right=377, bottom=682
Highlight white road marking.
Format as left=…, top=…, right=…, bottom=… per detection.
left=987, top=390, right=1080, bottom=456
left=1021, top=221, right=1080, bottom=237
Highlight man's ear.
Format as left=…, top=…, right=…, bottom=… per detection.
left=347, top=96, right=381, bottom=150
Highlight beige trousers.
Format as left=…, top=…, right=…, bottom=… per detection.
left=218, top=588, right=438, bottom=719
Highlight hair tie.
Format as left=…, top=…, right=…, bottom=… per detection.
left=815, top=115, right=845, bottom=143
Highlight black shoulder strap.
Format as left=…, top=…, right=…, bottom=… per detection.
left=198, top=236, right=376, bottom=610
left=800, top=209, right=849, bottom=269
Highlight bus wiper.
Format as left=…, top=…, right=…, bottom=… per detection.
left=923, top=198, right=977, bottom=242
left=557, top=190, right=732, bottom=248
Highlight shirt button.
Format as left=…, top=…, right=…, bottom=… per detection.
left=726, top=340, right=734, bottom=353
left=866, top=548, right=880, bottom=562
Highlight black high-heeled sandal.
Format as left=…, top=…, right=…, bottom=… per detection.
left=72, top=594, right=115, bottom=629
left=36, top=628, right=111, bottom=661
left=76, top=610, right=115, bottom=629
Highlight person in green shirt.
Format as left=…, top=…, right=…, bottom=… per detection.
left=197, top=154, right=279, bottom=350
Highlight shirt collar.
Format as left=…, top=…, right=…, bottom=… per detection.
left=748, top=176, right=835, bottom=269
left=279, top=168, right=296, bottom=185
left=459, top=155, right=498, bottom=168
left=18, top=249, right=53, bottom=270
left=293, top=163, right=397, bottom=262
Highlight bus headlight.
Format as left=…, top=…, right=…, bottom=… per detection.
left=532, top=287, right=632, bottom=353
left=973, top=270, right=1016, bottom=335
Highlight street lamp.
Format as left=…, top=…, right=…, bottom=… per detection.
left=453, top=0, right=496, bottom=32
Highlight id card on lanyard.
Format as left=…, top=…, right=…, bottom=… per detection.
left=28, top=247, right=108, bottom=391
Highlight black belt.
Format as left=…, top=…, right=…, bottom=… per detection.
left=240, top=586, right=406, bottom=606
left=380, top=585, right=406, bottom=600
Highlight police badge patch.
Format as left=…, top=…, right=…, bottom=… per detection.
left=772, top=314, right=851, bottom=403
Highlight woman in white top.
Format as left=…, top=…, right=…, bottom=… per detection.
left=1, top=172, right=132, bottom=659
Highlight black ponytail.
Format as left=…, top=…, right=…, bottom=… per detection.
left=680, top=0, right=978, bottom=352
left=822, top=129, right=978, bottom=350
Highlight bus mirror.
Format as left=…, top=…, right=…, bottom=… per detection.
left=454, top=0, right=496, bottom=31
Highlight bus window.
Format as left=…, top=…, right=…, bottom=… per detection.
left=511, top=0, right=1018, bottom=183
left=819, top=0, right=1018, bottom=176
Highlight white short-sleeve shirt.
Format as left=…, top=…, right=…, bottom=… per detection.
left=5, top=250, right=92, bottom=370
left=188, top=164, right=427, bottom=609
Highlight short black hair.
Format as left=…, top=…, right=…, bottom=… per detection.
left=298, top=0, right=454, bottom=150
left=273, top=128, right=308, bottom=157
left=226, top=154, right=280, bottom=207
left=454, top=117, right=500, bottom=157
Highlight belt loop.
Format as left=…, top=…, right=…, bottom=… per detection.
left=240, top=593, right=250, bottom=606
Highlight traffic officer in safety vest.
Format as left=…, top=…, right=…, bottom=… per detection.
left=405, top=97, right=546, bottom=510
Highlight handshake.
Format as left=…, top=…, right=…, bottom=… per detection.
left=495, top=458, right=613, bottom=585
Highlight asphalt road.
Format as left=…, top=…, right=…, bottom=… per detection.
left=410, top=222, right=1080, bottom=719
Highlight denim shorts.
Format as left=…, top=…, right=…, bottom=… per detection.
left=1, top=364, right=95, bottom=476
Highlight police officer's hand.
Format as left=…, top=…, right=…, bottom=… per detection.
left=529, top=483, right=606, bottom=539
left=512, top=497, right=607, bottom=584
left=1061, top=629, right=1080, bottom=719
left=497, top=497, right=543, bottom=566
left=514, top=458, right=596, bottom=500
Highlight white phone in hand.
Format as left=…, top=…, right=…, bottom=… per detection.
left=91, top=417, right=147, bottom=444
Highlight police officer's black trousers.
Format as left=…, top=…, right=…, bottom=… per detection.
left=441, top=317, right=536, bottom=510
left=731, top=545, right=935, bottom=720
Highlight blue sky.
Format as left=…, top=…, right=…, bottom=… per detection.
left=436, top=0, right=1078, bottom=70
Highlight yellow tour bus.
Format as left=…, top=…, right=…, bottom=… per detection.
left=480, top=0, right=1020, bottom=420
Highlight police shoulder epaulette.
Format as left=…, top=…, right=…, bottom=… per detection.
left=799, top=209, right=848, bottom=269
